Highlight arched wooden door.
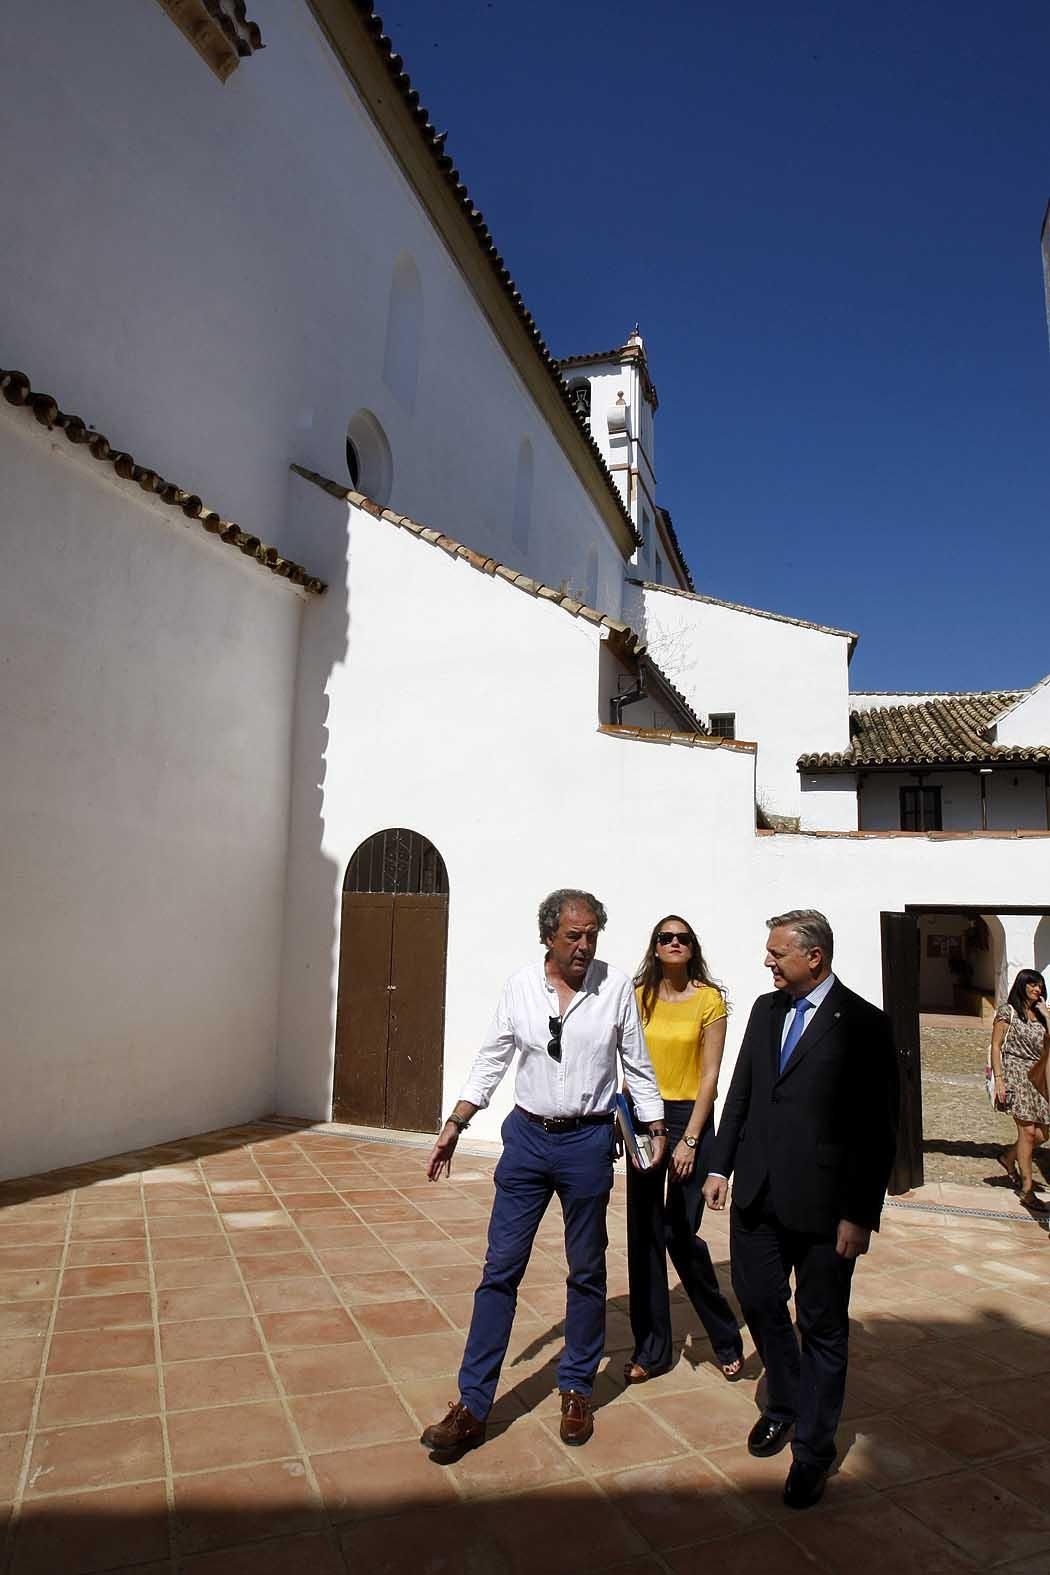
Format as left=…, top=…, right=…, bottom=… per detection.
left=332, top=829, right=448, bottom=1131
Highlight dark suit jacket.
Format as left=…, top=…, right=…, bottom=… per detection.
left=708, top=980, right=899, bottom=1235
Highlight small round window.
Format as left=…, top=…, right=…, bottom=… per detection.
left=345, top=410, right=392, bottom=507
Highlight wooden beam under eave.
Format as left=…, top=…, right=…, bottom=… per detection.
left=305, top=0, right=637, bottom=562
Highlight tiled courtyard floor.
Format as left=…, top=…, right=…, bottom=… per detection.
left=1, top=1122, right=1049, bottom=1574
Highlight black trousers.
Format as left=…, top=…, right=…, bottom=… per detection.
left=730, top=1188, right=855, bottom=1469
left=625, top=1101, right=742, bottom=1372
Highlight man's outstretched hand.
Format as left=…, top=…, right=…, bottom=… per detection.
left=426, top=1122, right=460, bottom=1182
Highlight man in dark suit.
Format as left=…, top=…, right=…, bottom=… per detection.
left=703, top=909, right=898, bottom=1510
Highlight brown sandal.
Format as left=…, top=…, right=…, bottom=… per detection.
left=997, top=1150, right=1021, bottom=1188
left=623, top=1360, right=668, bottom=1385
left=720, top=1356, right=744, bottom=1380
left=1019, top=1189, right=1049, bottom=1211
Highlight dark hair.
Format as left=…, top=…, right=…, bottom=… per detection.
left=633, top=914, right=726, bottom=1025
left=537, top=888, right=608, bottom=944
left=1006, top=969, right=1047, bottom=1019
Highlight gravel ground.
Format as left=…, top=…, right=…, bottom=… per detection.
left=919, top=1017, right=1049, bottom=1189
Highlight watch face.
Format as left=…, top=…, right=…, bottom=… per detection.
left=684, top=1136, right=697, bottom=1148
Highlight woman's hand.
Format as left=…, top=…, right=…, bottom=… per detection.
left=994, top=1071, right=1008, bottom=1110
left=670, top=1140, right=697, bottom=1182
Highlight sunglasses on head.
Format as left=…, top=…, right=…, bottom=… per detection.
left=547, top=1015, right=563, bottom=1062
left=656, top=931, right=693, bottom=947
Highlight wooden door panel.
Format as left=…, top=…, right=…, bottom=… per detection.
left=881, top=911, right=923, bottom=1193
left=333, top=894, right=394, bottom=1125
left=386, top=895, right=448, bottom=1133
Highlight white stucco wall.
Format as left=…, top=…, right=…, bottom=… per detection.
left=0, top=2, right=629, bottom=627
left=275, top=481, right=758, bottom=1137
left=637, top=587, right=853, bottom=827
left=276, top=484, right=1050, bottom=1143
left=0, top=407, right=302, bottom=1179
left=992, top=675, right=1050, bottom=744
left=859, top=770, right=1048, bottom=832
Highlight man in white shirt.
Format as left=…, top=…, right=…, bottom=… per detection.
left=420, top=888, right=666, bottom=1459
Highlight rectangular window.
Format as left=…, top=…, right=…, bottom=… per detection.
left=709, top=713, right=736, bottom=739
left=654, top=551, right=664, bottom=583
left=899, top=785, right=942, bottom=831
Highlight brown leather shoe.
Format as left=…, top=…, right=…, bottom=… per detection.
left=559, top=1390, right=594, bottom=1446
left=420, top=1400, right=486, bottom=1460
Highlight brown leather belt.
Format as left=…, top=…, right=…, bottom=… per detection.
left=515, top=1106, right=614, bottom=1134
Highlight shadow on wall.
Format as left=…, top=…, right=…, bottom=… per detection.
left=273, top=471, right=352, bottom=1119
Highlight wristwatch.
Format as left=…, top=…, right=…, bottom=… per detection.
left=682, top=1135, right=698, bottom=1149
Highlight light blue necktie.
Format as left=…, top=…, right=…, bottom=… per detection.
left=779, top=997, right=812, bottom=1074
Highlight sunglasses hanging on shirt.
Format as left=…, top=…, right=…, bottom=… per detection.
left=547, top=1015, right=563, bottom=1062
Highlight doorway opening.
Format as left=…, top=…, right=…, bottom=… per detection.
left=332, top=828, right=448, bottom=1131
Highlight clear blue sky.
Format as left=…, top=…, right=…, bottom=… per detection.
left=378, top=0, right=1049, bottom=691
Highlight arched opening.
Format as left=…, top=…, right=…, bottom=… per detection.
left=332, top=829, right=448, bottom=1131
left=511, top=437, right=533, bottom=556
left=345, top=408, right=393, bottom=507
left=382, top=251, right=423, bottom=411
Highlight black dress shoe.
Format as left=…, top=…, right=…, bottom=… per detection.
left=783, top=1459, right=828, bottom=1509
left=747, top=1415, right=793, bottom=1457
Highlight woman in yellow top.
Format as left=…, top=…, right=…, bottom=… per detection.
left=624, top=915, right=743, bottom=1384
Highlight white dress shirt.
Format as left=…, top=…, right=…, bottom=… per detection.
left=780, top=972, right=837, bottom=1050
left=459, top=958, right=664, bottom=1122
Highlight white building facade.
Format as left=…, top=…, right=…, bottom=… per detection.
left=1, top=0, right=1048, bottom=1176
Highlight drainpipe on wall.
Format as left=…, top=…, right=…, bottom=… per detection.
left=979, top=768, right=992, bottom=831
left=610, top=680, right=646, bottom=726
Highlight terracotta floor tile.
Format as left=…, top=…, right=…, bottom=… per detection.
left=662, top=1524, right=833, bottom=1575
left=789, top=1492, right=1003, bottom=1574
left=647, top=1386, right=757, bottom=1453
left=0, top=1271, right=59, bottom=1304
left=839, top=1356, right=938, bottom=1419
left=164, top=1353, right=278, bottom=1410
left=228, top=1229, right=303, bottom=1257
left=180, top=1531, right=346, bottom=1575
left=836, top=1416, right=964, bottom=1488
left=332, top=1269, right=422, bottom=1305
left=289, top=1384, right=415, bottom=1452
left=148, top=1234, right=231, bottom=1262
left=220, top=1210, right=291, bottom=1232
left=156, top=1284, right=250, bottom=1323
left=146, top=1214, right=223, bottom=1238
left=339, top=1502, right=494, bottom=1575
left=388, top=1239, right=474, bottom=1267
left=486, top=1478, right=650, bottom=1575
left=892, top=1469, right=1050, bottom=1565
left=374, top=1220, right=456, bottom=1244
left=68, top=1218, right=145, bottom=1243
left=208, top=1179, right=270, bottom=1195
left=398, top=1377, right=525, bottom=1430
left=237, top=1250, right=320, bottom=1282
left=9, top=1477, right=169, bottom=1575
left=36, top=1366, right=159, bottom=1428
left=271, top=1343, right=386, bottom=1396
left=160, top=1317, right=261, bottom=1363
left=313, top=1244, right=398, bottom=1276
left=60, top=1264, right=150, bottom=1297
left=351, top=1297, right=453, bottom=1340
left=599, top=1453, right=756, bottom=1551
left=48, top=1328, right=156, bottom=1375
left=0, top=1304, right=52, bottom=1339
left=0, top=1379, right=36, bottom=1434
left=0, top=1245, right=64, bottom=1271
left=48, top=1221, right=128, bottom=1255
left=410, top=1263, right=484, bottom=1297
left=25, top=1415, right=165, bottom=1497
left=0, top=1430, right=26, bottom=1500
left=555, top=1400, right=688, bottom=1474
left=144, top=1198, right=214, bottom=1216
left=152, top=1257, right=241, bottom=1291
left=168, top=1398, right=297, bottom=1473
left=966, top=1375, right=1050, bottom=1438
left=258, top=1309, right=362, bottom=1349
left=370, top=1331, right=466, bottom=1382
left=54, top=1292, right=152, bottom=1333
left=313, top=1437, right=460, bottom=1521
left=173, top=1458, right=323, bottom=1553
left=702, top=1441, right=864, bottom=1523
left=445, top=1415, right=584, bottom=1497
left=0, top=1338, right=45, bottom=1382
left=892, top=1390, right=1031, bottom=1461
left=248, top=1278, right=341, bottom=1316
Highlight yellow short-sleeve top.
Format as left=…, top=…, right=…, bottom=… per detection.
left=637, top=984, right=727, bottom=1101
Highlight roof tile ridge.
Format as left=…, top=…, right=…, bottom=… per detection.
left=630, top=578, right=858, bottom=643
left=0, top=369, right=325, bottom=593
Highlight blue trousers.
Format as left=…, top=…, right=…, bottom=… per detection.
left=458, top=1107, right=615, bottom=1420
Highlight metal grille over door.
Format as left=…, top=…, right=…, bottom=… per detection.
left=333, top=830, right=448, bottom=1131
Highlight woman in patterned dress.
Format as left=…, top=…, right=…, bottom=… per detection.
left=992, top=970, right=1050, bottom=1209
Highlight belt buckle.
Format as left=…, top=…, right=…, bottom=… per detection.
left=542, top=1117, right=557, bottom=1134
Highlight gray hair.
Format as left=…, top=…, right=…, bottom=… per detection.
left=767, top=909, right=834, bottom=965
left=538, top=889, right=608, bottom=944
